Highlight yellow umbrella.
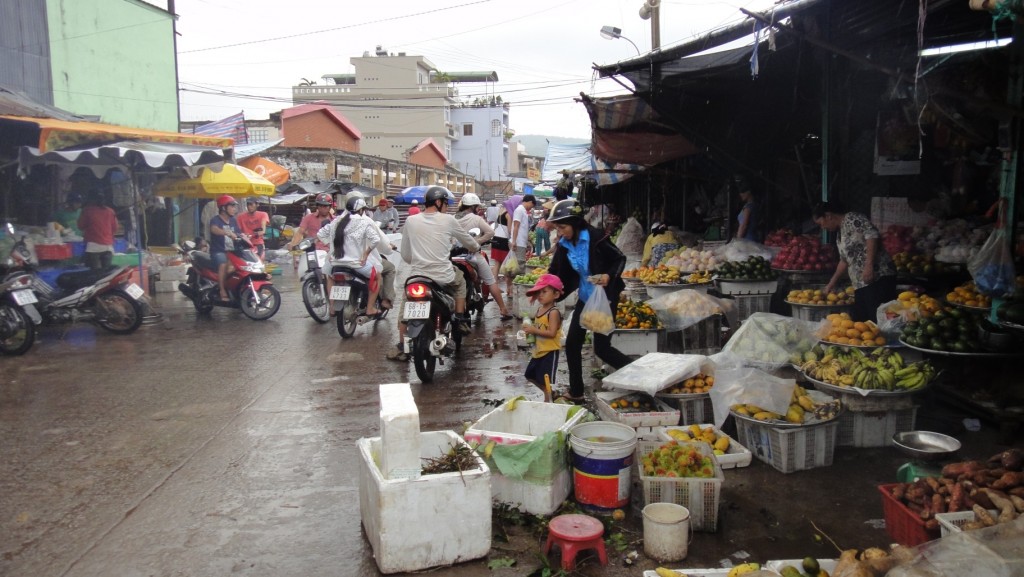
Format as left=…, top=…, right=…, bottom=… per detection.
left=155, top=163, right=276, bottom=198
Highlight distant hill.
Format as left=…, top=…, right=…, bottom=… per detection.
left=512, top=134, right=589, bottom=157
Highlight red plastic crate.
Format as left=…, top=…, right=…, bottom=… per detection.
left=35, top=243, right=72, bottom=261
left=877, top=484, right=940, bottom=546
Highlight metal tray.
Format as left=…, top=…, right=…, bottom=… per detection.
left=728, top=390, right=841, bottom=428
left=946, top=300, right=990, bottom=312
left=897, top=338, right=1019, bottom=358
left=999, top=319, right=1024, bottom=332
left=787, top=301, right=853, bottom=309
left=772, top=268, right=831, bottom=275
left=801, top=371, right=930, bottom=397
left=818, top=339, right=902, bottom=350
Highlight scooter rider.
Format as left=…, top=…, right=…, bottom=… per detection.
left=209, top=195, right=242, bottom=301
left=387, top=186, right=479, bottom=361
left=454, top=193, right=513, bottom=321
left=349, top=194, right=397, bottom=311
left=317, top=197, right=385, bottom=317
left=286, top=193, right=333, bottom=271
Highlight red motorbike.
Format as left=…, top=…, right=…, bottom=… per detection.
left=176, top=236, right=281, bottom=320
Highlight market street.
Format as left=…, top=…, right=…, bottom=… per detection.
left=0, top=261, right=1010, bottom=577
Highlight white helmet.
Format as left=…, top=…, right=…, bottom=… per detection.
left=460, top=193, right=481, bottom=208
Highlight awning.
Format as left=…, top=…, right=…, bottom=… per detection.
left=18, top=140, right=232, bottom=178
left=1, top=114, right=234, bottom=153
left=239, top=156, right=290, bottom=186
left=235, top=139, right=284, bottom=160
left=583, top=94, right=699, bottom=166
left=542, top=142, right=642, bottom=185
left=153, top=164, right=276, bottom=198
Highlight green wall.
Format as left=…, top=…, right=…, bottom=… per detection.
left=47, top=0, right=178, bottom=131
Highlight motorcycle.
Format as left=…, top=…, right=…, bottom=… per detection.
left=450, top=227, right=489, bottom=323
left=402, top=275, right=461, bottom=383
left=0, top=273, right=37, bottom=355
left=329, top=262, right=390, bottom=339
left=176, top=236, right=281, bottom=321
left=2, top=224, right=145, bottom=336
left=296, top=238, right=330, bottom=323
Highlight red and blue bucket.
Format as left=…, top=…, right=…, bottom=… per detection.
left=568, top=421, right=637, bottom=510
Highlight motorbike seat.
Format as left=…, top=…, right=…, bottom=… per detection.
left=56, top=266, right=119, bottom=291
left=331, top=265, right=370, bottom=281
left=191, top=251, right=214, bottom=270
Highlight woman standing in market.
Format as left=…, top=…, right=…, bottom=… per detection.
left=814, top=201, right=897, bottom=322
left=547, top=199, right=633, bottom=404
left=733, top=175, right=763, bottom=242
left=78, top=189, right=118, bottom=270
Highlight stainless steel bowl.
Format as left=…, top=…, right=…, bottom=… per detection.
left=892, top=431, right=961, bottom=462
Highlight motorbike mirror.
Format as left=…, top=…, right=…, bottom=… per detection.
left=296, top=238, right=314, bottom=251
left=182, top=240, right=196, bottom=250
left=468, top=227, right=481, bottom=237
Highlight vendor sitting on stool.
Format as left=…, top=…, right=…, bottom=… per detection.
left=641, top=222, right=679, bottom=268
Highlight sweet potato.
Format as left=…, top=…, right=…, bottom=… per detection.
left=984, top=489, right=1017, bottom=524
left=991, top=471, right=1024, bottom=490
left=973, top=504, right=997, bottom=526
left=925, top=476, right=941, bottom=493
left=1010, top=486, right=1024, bottom=497
left=991, top=448, right=1024, bottom=471
left=1010, top=494, right=1024, bottom=513
left=942, top=460, right=984, bottom=478
left=948, top=483, right=965, bottom=512
left=932, top=493, right=946, bottom=514
left=891, top=484, right=907, bottom=500
left=971, top=488, right=995, bottom=509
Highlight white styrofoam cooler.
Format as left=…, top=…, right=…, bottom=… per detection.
left=464, top=400, right=588, bottom=515
left=358, top=430, right=491, bottom=574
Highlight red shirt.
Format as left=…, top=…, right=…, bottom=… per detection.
left=237, top=210, right=270, bottom=245
left=408, top=206, right=421, bottom=216
left=78, top=205, right=117, bottom=246
left=299, top=212, right=331, bottom=250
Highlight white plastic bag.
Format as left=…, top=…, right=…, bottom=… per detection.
left=602, top=353, right=712, bottom=396
left=500, top=251, right=520, bottom=275
left=614, top=217, right=645, bottom=257
left=720, top=312, right=817, bottom=369
left=646, top=289, right=726, bottom=331
left=713, top=238, right=778, bottom=262
left=708, top=366, right=796, bottom=428
left=580, top=288, right=615, bottom=335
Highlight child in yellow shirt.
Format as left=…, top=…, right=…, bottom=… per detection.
left=523, top=274, right=564, bottom=402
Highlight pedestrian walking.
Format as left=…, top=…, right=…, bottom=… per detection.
left=522, top=274, right=564, bottom=402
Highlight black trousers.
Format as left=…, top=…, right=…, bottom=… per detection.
left=83, top=251, right=112, bottom=270
left=564, top=299, right=633, bottom=398
left=853, top=275, right=897, bottom=323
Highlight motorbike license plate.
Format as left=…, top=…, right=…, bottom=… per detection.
left=124, top=283, right=145, bottom=300
left=305, top=252, right=318, bottom=267
left=404, top=301, right=431, bottom=320
left=330, top=286, right=350, bottom=301
left=11, top=289, right=37, bottom=305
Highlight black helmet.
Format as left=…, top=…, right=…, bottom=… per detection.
left=345, top=196, right=367, bottom=213
left=424, top=186, right=449, bottom=206
left=547, top=199, right=584, bottom=224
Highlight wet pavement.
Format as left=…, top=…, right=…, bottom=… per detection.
left=0, top=259, right=1013, bottom=577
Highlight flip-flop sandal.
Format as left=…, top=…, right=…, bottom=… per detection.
left=553, top=394, right=585, bottom=405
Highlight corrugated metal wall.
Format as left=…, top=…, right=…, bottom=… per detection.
left=0, top=0, right=52, bottom=105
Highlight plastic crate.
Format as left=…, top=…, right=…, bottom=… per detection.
left=34, top=243, right=72, bottom=261
left=935, top=510, right=997, bottom=537
left=68, top=241, right=86, bottom=257
left=595, top=391, right=680, bottom=428
left=610, top=328, right=666, bottom=356
left=656, top=393, right=714, bottom=426
left=836, top=407, right=917, bottom=447
left=679, top=315, right=724, bottom=351
left=732, top=294, right=773, bottom=323
left=878, top=484, right=940, bottom=546
left=635, top=440, right=723, bottom=531
left=734, top=418, right=838, bottom=474
left=658, top=425, right=753, bottom=469
left=789, top=303, right=853, bottom=323
left=716, top=279, right=778, bottom=295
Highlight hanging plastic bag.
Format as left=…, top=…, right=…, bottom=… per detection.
left=579, top=288, right=615, bottom=335
left=614, top=217, right=645, bottom=258
left=968, top=226, right=1016, bottom=297
left=500, top=251, right=520, bottom=276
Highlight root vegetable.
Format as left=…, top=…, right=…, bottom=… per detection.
left=971, top=489, right=995, bottom=509
left=962, top=521, right=985, bottom=531
left=1010, top=487, right=1024, bottom=497
left=991, top=448, right=1023, bottom=472
left=932, top=493, right=946, bottom=514
left=949, top=483, right=965, bottom=512
left=925, top=477, right=941, bottom=493
left=984, top=489, right=1017, bottom=524
left=1010, top=494, right=1024, bottom=513
left=942, top=460, right=984, bottom=478
left=892, top=484, right=906, bottom=500
left=991, top=471, right=1024, bottom=490
left=973, top=504, right=997, bottom=527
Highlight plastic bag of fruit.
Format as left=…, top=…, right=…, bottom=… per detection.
left=719, top=312, right=817, bottom=370
left=603, top=352, right=712, bottom=396
left=712, top=238, right=778, bottom=263
left=614, top=217, right=645, bottom=257
left=707, top=360, right=796, bottom=427
left=646, top=289, right=728, bottom=331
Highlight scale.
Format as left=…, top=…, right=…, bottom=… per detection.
left=892, top=431, right=962, bottom=482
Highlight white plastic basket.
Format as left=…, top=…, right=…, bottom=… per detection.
left=716, top=279, right=778, bottom=295
left=596, top=391, right=680, bottom=427
left=732, top=294, right=773, bottom=322
left=657, top=424, right=753, bottom=469
left=734, top=418, right=839, bottom=474
left=935, top=510, right=997, bottom=537
left=836, top=407, right=917, bottom=447
left=635, top=440, right=724, bottom=531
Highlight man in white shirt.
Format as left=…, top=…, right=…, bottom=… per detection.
left=510, top=194, right=536, bottom=275
left=485, top=199, right=500, bottom=225
left=387, top=187, right=480, bottom=361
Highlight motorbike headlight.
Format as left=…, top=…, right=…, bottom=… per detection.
left=241, top=263, right=264, bottom=273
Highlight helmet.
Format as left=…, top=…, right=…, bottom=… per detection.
left=314, top=193, right=333, bottom=206
left=245, top=197, right=258, bottom=205
left=460, top=193, right=481, bottom=208
left=217, top=195, right=238, bottom=208
left=547, top=199, right=584, bottom=224
left=411, top=200, right=419, bottom=205
left=424, top=186, right=449, bottom=206
left=67, top=192, right=83, bottom=203
left=346, top=196, right=367, bottom=213
left=490, top=200, right=497, bottom=205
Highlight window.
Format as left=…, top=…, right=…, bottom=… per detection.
left=463, top=123, right=473, bottom=137
left=491, top=119, right=501, bottom=137
left=250, top=129, right=268, bottom=143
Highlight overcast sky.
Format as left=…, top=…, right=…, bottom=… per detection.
left=166, top=0, right=775, bottom=139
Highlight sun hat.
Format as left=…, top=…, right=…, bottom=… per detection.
left=526, top=273, right=564, bottom=296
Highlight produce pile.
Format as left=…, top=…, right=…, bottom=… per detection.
left=716, top=255, right=776, bottom=280
left=512, top=267, right=546, bottom=286
left=881, top=290, right=943, bottom=321
left=664, top=425, right=730, bottom=455
left=771, top=235, right=838, bottom=272
left=524, top=256, right=550, bottom=268
left=911, top=219, right=988, bottom=260
left=615, top=299, right=662, bottom=330
left=798, top=345, right=934, bottom=390
left=645, top=289, right=724, bottom=331
left=787, top=287, right=854, bottom=306
left=730, top=384, right=840, bottom=424
left=723, top=313, right=816, bottom=365
left=946, top=281, right=991, bottom=309
left=818, top=313, right=886, bottom=346
left=892, top=252, right=944, bottom=276
left=640, top=440, right=716, bottom=478
left=657, top=549, right=904, bottom=577
left=899, top=306, right=986, bottom=352
left=683, top=271, right=713, bottom=284
left=883, top=225, right=917, bottom=257
left=764, top=228, right=795, bottom=247
left=661, top=247, right=718, bottom=271
left=661, top=372, right=714, bottom=394
left=885, top=449, right=1024, bottom=532
left=997, top=300, right=1024, bottom=325
left=623, top=265, right=682, bottom=284
left=607, top=393, right=657, bottom=412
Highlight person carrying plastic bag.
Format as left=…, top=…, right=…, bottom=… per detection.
left=547, top=199, right=633, bottom=404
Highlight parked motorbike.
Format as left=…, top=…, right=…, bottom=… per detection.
left=329, top=263, right=390, bottom=339
left=2, top=224, right=144, bottom=336
left=296, top=238, right=330, bottom=323
left=402, top=275, right=461, bottom=383
left=0, top=274, right=37, bottom=355
left=176, top=236, right=281, bottom=321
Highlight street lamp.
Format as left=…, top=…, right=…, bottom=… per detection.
left=599, top=25, right=641, bottom=55
left=638, top=0, right=661, bottom=50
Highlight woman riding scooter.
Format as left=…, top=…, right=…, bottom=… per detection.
left=317, top=197, right=386, bottom=317
left=453, top=193, right=513, bottom=321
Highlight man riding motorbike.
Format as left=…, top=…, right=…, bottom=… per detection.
left=317, top=197, right=385, bottom=317
left=209, top=194, right=242, bottom=301
left=453, top=193, right=513, bottom=321
left=387, top=186, right=479, bottom=361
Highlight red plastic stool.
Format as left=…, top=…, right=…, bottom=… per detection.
left=543, top=514, right=608, bottom=570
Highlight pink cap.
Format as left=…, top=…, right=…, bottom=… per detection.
left=526, top=273, right=564, bottom=295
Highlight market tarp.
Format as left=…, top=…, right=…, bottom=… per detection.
left=1, top=114, right=234, bottom=153
left=541, top=142, right=641, bottom=185
left=18, top=140, right=231, bottom=178
left=239, top=156, right=290, bottom=186
left=235, top=139, right=284, bottom=160
left=583, top=94, right=699, bottom=166
left=153, top=164, right=275, bottom=198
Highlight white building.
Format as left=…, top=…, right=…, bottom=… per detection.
left=450, top=100, right=510, bottom=181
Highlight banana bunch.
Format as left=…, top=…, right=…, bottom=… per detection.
left=799, top=353, right=846, bottom=385
left=655, top=568, right=688, bottom=577
left=666, top=425, right=731, bottom=455
left=799, top=347, right=935, bottom=391
left=891, top=360, right=936, bottom=390
left=731, top=385, right=820, bottom=424
left=684, top=270, right=713, bottom=284
left=728, top=563, right=761, bottom=577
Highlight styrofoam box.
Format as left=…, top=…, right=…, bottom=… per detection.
left=463, top=401, right=589, bottom=515
left=716, top=279, right=778, bottom=295
left=658, top=425, right=753, bottom=469
left=358, top=431, right=491, bottom=574
left=734, top=418, right=838, bottom=474
left=596, top=390, right=680, bottom=428
left=935, top=509, right=998, bottom=537
left=153, top=280, right=179, bottom=293
left=636, top=440, right=724, bottom=532
left=657, top=392, right=715, bottom=426
left=379, top=383, right=421, bottom=480
left=158, top=264, right=190, bottom=281
left=512, top=283, right=533, bottom=318
left=836, top=407, right=917, bottom=447
left=766, top=559, right=838, bottom=575
left=610, top=328, right=666, bottom=356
